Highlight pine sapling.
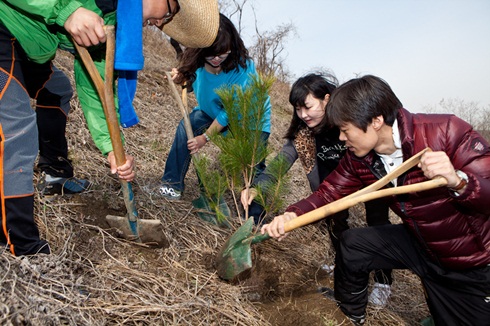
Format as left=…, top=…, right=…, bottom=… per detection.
left=195, top=74, right=290, bottom=225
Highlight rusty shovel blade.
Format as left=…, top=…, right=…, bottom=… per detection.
left=106, top=215, right=168, bottom=247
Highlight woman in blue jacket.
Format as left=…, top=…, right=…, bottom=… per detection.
left=157, top=13, right=272, bottom=200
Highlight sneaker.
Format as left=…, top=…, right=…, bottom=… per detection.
left=157, top=185, right=182, bottom=200
left=318, top=286, right=338, bottom=303
left=368, top=282, right=391, bottom=307
left=318, top=287, right=365, bottom=325
left=142, top=182, right=182, bottom=200
left=347, top=314, right=366, bottom=325
left=321, top=263, right=335, bottom=275
left=37, top=173, right=91, bottom=196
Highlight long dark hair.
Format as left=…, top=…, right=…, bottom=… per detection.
left=284, top=73, right=338, bottom=139
left=174, top=13, right=250, bottom=85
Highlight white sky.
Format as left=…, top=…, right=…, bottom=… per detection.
left=234, top=0, right=490, bottom=112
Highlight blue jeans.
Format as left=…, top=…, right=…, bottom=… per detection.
left=162, top=109, right=269, bottom=193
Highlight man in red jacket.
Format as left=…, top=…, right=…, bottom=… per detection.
left=262, top=75, right=490, bottom=325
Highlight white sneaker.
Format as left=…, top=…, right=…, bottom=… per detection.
left=368, top=282, right=391, bottom=307
left=158, top=185, right=182, bottom=200
left=320, top=264, right=335, bottom=275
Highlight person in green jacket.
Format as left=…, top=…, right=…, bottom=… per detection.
left=0, top=0, right=220, bottom=256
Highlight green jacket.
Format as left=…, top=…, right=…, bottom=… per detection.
left=0, top=0, right=120, bottom=155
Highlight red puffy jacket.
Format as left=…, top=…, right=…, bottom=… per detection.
left=287, top=108, right=490, bottom=270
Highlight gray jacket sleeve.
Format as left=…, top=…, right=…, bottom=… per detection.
left=253, top=139, right=298, bottom=186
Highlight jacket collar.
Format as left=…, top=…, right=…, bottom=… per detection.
left=397, top=108, right=416, bottom=161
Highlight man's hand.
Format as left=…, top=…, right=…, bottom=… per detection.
left=64, top=7, right=106, bottom=47
left=107, top=152, right=135, bottom=182
left=419, top=151, right=461, bottom=189
left=261, top=212, right=297, bottom=241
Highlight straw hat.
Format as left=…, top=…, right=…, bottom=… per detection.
left=162, top=0, right=219, bottom=48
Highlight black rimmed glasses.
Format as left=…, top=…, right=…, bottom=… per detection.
left=205, top=51, right=232, bottom=61
left=162, top=0, right=180, bottom=25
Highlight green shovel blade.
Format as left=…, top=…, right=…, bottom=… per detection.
left=192, top=193, right=231, bottom=227
left=216, top=218, right=270, bottom=280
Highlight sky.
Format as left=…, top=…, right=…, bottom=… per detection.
left=232, top=0, right=490, bottom=113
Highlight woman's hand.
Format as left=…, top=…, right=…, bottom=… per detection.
left=64, top=7, right=106, bottom=47
left=107, top=152, right=136, bottom=182
left=241, top=188, right=258, bottom=208
left=261, top=212, right=297, bottom=241
left=187, top=135, right=207, bottom=154
left=170, top=68, right=180, bottom=80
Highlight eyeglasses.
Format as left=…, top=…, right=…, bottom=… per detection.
left=162, top=0, right=180, bottom=25
left=205, top=51, right=231, bottom=61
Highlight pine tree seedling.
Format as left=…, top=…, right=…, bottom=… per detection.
left=194, top=74, right=290, bottom=226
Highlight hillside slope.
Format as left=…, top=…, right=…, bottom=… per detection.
left=0, top=29, right=429, bottom=325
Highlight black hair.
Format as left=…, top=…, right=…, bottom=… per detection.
left=174, top=13, right=250, bottom=85
left=285, top=73, right=338, bottom=139
left=327, top=75, right=402, bottom=132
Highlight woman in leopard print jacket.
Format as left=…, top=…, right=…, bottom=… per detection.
left=241, top=73, right=393, bottom=305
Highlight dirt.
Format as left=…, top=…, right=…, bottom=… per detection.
left=59, top=188, right=428, bottom=325
left=241, top=252, right=347, bottom=325
left=63, top=192, right=351, bottom=325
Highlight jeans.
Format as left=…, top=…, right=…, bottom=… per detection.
left=162, top=109, right=269, bottom=193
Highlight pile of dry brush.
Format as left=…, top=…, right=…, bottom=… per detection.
left=1, top=28, right=430, bottom=325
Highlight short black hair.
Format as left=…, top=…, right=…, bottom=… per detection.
left=327, top=75, right=402, bottom=132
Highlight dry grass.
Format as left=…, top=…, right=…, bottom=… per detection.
left=0, top=28, right=430, bottom=325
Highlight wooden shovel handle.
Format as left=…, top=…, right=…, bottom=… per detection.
left=284, top=177, right=447, bottom=232
left=73, top=26, right=125, bottom=166
left=283, top=148, right=446, bottom=232
left=342, top=147, right=431, bottom=201
left=164, top=71, right=195, bottom=140
left=102, top=26, right=125, bottom=166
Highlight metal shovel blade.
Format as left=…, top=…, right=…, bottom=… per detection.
left=216, top=218, right=270, bottom=280
left=106, top=215, right=168, bottom=247
left=192, top=193, right=231, bottom=227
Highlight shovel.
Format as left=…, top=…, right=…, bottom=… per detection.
left=216, top=148, right=448, bottom=280
left=164, top=72, right=230, bottom=225
left=74, top=26, right=167, bottom=246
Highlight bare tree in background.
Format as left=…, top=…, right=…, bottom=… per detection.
left=481, top=108, right=490, bottom=141
left=423, top=98, right=490, bottom=141
left=219, top=0, right=248, bottom=34
left=219, top=0, right=296, bottom=82
left=249, top=22, right=296, bottom=81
